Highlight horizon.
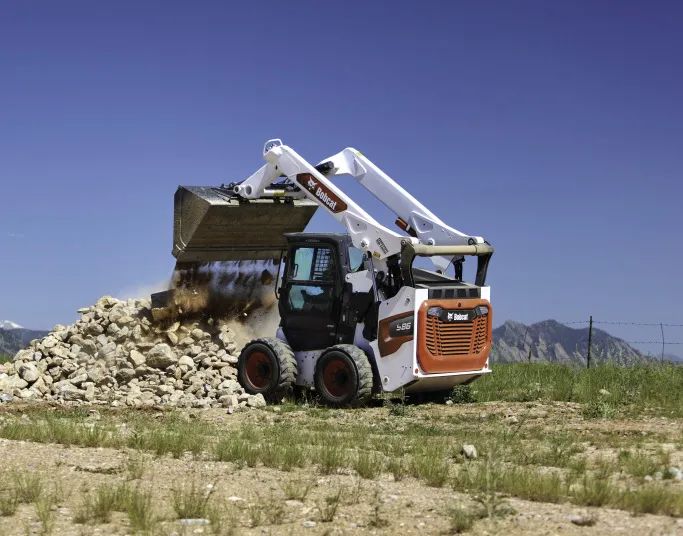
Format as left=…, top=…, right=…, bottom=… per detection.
left=1, top=2, right=681, bottom=358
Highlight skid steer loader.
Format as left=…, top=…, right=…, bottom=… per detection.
left=156, top=139, right=494, bottom=406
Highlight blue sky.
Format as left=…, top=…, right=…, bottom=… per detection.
left=1, top=1, right=681, bottom=352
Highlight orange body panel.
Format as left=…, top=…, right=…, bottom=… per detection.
left=416, top=299, right=492, bottom=374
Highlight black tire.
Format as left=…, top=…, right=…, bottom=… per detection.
left=314, top=344, right=373, bottom=407
left=237, top=337, right=297, bottom=403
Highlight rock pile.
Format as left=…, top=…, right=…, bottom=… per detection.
left=0, top=296, right=266, bottom=410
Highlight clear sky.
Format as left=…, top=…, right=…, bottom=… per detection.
left=1, top=1, right=681, bottom=352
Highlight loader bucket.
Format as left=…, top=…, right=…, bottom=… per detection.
left=172, top=186, right=318, bottom=263
left=152, top=186, right=318, bottom=322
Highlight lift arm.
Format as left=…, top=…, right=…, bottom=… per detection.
left=232, top=140, right=416, bottom=261
left=317, top=148, right=487, bottom=270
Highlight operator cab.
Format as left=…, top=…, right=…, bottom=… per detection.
left=278, top=233, right=371, bottom=351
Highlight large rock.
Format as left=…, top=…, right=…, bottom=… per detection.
left=18, top=363, right=40, bottom=383
left=146, top=344, right=178, bottom=369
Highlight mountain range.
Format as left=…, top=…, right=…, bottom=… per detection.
left=491, top=319, right=657, bottom=365
left=0, top=326, right=49, bottom=357
left=0, top=319, right=679, bottom=364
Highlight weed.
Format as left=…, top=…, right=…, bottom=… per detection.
left=207, top=502, right=237, bottom=535
left=353, top=450, right=383, bottom=480
left=13, top=471, right=44, bottom=503
left=74, top=482, right=131, bottom=524
left=317, top=488, right=342, bottom=522
left=582, top=400, right=617, bottom=419
left=448, top=505, right=480, bottom=533
left=619, top=485, right=683, bottom=517
left=368, top=488, right=388, bottom=528
left=0, top=488, right=18, bottom=516
left=214, top=437, right=258, bottom=468
left=172, top=480, right=216, bottom=519
left=318, top=446, right=347, bottom=475
left=126, top=454, right=146, bottom=480
left=387, top=457, right=407, bottom=482
left=411, top=449, right=449, bottom=487
left=280, top=477, right=314, bottom=501
left=126, top=487, right=156, bottom=532
left=35, top=493, right=57, bottom=536
left=450, top=385, right=476, bottom=404
left=572, top=475, right=616, bottom=507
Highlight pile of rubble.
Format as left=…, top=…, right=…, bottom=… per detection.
left=0, top=296, right=265, bottom=410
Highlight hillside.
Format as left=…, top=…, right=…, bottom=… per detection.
left=491, top=319, right=645, bottom=365
left=0, top=327, right=49, bottom=357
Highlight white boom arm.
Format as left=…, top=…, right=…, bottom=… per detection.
left=233, top=140, right=415, bottom=261
left=319, top=148, right=485, bottom=271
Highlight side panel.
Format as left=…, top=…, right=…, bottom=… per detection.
left=369, top=287, right=423, bottom=392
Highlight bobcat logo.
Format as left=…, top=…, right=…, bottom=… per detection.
left=447, top=312, right=469, bottom=321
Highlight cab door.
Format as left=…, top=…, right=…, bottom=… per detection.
left=279, top=242, right=341, bottom=351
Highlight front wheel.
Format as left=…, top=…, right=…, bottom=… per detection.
left=237, top=338, right=296, bottom=402
left=314, top=345, right=373, bottom=407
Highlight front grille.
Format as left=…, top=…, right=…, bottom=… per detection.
left=425, top=314, right=488, bottom=356
left=428, top=287, right=480, bottom=300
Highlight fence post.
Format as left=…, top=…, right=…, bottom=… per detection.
left=660, top=323, right=665, bottom=363
left=586, top=315, right=593, bottom=369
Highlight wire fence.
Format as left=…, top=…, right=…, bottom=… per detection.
left=512, top=316, right=683, bottom=368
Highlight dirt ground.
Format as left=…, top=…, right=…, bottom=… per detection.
left=0, top=401, right=681, bottom=535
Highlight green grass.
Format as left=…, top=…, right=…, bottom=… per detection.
left=474, top=363, right=683, bottom=416
left=0, top=354, right=12, bottom=364
left=171, top=480, right=215, bottom=519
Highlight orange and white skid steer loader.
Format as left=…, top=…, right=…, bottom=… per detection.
left=158, top=139, right=494, bottom=406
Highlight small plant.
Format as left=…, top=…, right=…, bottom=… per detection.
left=74, top=482, right=131, bottom=524
left=619, top=484, right=682, bottom=516
left=280, top=477, right=314, bottom=501
left=126, top=487, right=156, bottom=532
left=172, top=480, right=216, bottom=519
left=214, top=437, right=258, bottom=468
left=581, top=400, right=617, bottom=419
left=0, top=488, right=18, bottom=516
left=450, top=385, right=476, bottom=404
left=126, top=454, right=146, bottom=480
left=448, top=505, right=478, bottom=533
left=318, top=446, right=347, bottom=475
left=353, top=450, right=383, bottom=480
left=368, top=488, right=388, bottom=528
left=13, top=471, right=44, bottom=503
left=411, top=450, right=449, bottom=487
left=387, top=457, right=407, bottom=482
left=317, top=488, right=342, bottom=522
left=572, top=475, right=615, bottom=507
left=207, top=502, right=238, bottom=535
left=35, top=493, right=57, bottom=536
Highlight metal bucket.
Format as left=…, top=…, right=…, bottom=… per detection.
left=173, top=186, right=318, bottom=262
left=153, top=186, right=318, bottom=321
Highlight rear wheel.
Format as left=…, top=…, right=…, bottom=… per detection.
left=314, top=345, right=373, bottom=407
left=237, top=338, right=296, bottom=402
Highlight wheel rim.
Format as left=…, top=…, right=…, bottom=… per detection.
left=244, top=350, right=273, bottom=390
left=322, top=357, right=355, bottom=399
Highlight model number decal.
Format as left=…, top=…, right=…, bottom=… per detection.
left=389, top=316, right=414, bottom=337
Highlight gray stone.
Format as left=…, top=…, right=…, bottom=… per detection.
left=54, top=380, right=84, bottom=401
left=128, top=350, right=146, bottom=367
left=0, top=375, right=28, bottom=392
left=246, top=394, right=266, bottom=408
left=18, top=363, right=40, bottom=383
left=178, top=356, right=195, bottom=369
left=461, top=444, right=478, bottom=459
left=116, top=368, right=136, bottom=383
left=667, top=467, right=683, bottom=481
left=146, top=344, right=178, bottom=369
